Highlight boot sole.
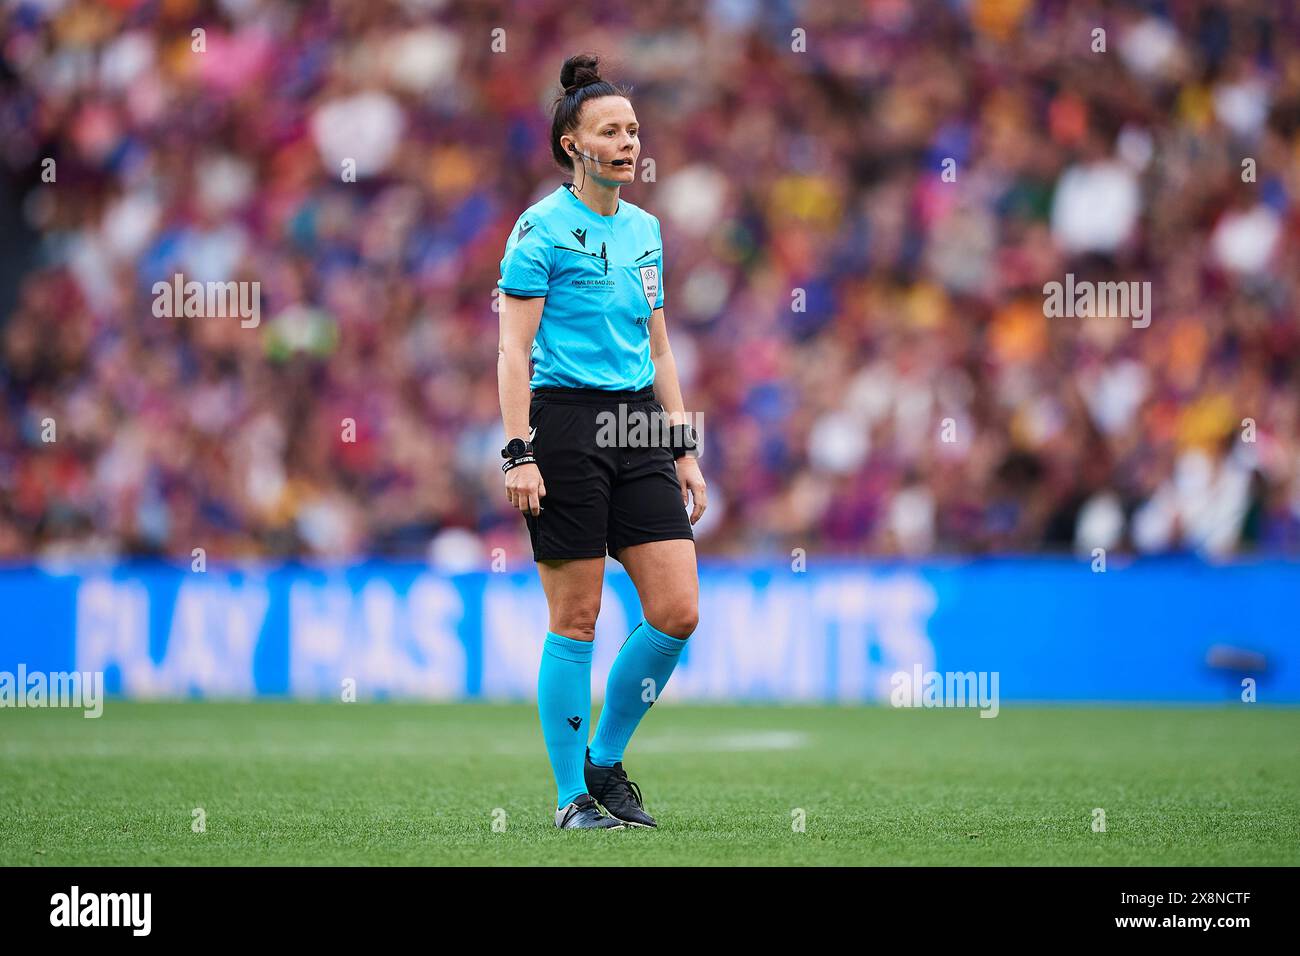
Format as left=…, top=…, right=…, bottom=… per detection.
left=595, top=801, right=657, bottom=828
left=557, top=823, right=627, bottom=830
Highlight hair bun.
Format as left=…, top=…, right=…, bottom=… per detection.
left=560, top=53, right=602, bottom=95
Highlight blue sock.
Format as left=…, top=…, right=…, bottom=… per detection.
left=537, top=631, right=593, bottom=809
left=589, top=618, right=688, bottom=768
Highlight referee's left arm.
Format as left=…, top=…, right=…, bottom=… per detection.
left=648, top=306, right=707, bottom=523
left=648, top=307, right=688, bottom=427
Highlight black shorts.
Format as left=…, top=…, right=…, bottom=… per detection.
left=521, top=384, right=694, bottom=562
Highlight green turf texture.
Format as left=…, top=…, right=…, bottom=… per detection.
left=2, top=702, right=1296, bottom=866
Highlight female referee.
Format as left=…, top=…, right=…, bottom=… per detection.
left=496, top=54, right=706, bottom=830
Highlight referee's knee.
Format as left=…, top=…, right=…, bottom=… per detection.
left=647, top=603, right=698, bottom=641
left=549, top=605, right=600, bottom=643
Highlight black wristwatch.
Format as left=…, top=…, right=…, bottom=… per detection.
left=501, top=437, right=533, bottom=460
left=668, top=424, right=699, bottom=460
left=501, top=436, right=537, bottom=473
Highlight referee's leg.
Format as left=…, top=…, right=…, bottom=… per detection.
left=537, top=556, right=605, bottom=643
left=534, top=556, right=605, bottom=812
left=586, top=538, right=698, bottom=772
left=613, top=539, right=699, bottom=640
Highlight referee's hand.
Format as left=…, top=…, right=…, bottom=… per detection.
left=676, top=456, right=708, bottom=524
left=505, top=462, right=546, bottom=516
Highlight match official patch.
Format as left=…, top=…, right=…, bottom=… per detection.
left=638, top=264, right=659, bottom=310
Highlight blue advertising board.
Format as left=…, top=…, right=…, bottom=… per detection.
left=0, top=558, right=1295, bottom=703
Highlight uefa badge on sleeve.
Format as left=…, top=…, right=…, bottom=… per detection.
left=638, top=264, right=658, bottom=311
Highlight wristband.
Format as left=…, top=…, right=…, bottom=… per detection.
left=502, top=455, right=537, bottom=474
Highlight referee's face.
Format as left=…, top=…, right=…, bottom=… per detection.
left=572, top=96, right=639, bottom=185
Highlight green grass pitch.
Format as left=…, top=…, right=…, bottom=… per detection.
left=2, top=701, right=1297, bottom=866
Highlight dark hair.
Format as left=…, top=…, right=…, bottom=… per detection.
left=550, top=54, right=632, bottom=171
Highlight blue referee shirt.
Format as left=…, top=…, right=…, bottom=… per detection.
left=498, top=182, right=665, bottom=391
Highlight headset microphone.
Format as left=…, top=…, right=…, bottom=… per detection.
left=569, top=144, right=632, bottom=166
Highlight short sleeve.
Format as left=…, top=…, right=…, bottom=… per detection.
left=498, top=214, right=552, bottom=297
left=653, top=216, right=665, bottom=310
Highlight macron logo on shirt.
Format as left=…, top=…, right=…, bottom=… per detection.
left=517, top=220, right=535, bottom=242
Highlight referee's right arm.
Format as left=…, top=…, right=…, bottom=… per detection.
left=498, top=292, right=546, bottom=515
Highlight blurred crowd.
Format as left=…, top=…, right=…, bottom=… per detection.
left=1, top=0, right=1298, bottom=565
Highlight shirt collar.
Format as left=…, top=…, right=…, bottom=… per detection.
left=561, top=182, right=620, bottom=220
